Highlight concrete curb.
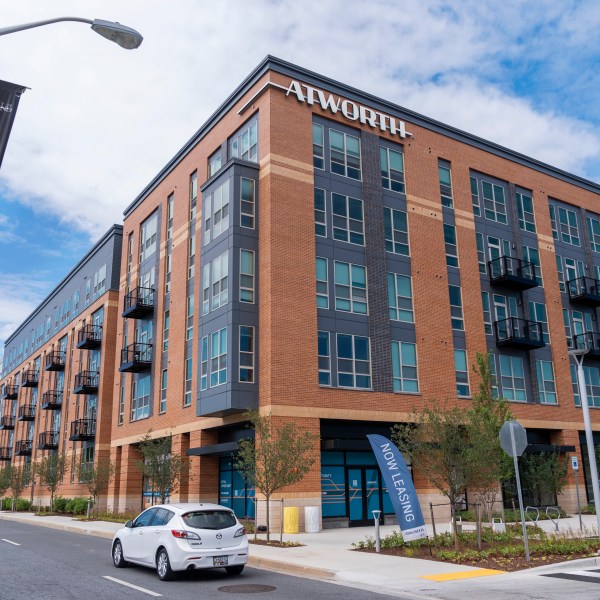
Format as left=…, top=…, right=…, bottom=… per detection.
left=516, top=555, right=600, bottom=575
left=248, top=555, right=336, bottom=580
left=0, top=512, right=117, bottom=539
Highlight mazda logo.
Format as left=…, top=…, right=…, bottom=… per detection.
left=216, top=533, right=222, bottom=539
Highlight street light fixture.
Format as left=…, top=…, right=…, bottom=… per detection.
left=569, top=347, right=600, bottom=538
left=0, top=17, right=143, bottom=49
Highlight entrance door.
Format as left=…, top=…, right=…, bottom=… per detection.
left=347, top=467, right=381, bottom=526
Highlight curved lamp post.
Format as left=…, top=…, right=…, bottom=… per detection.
left=0, top=17, right=143, bottom=49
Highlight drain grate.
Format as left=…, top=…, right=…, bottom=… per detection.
left=218, top=584, right=277, bottom=594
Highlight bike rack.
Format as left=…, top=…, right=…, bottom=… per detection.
left=525, top=506, right=540, bottom=523
left=546, top=506, right=560, bottom=531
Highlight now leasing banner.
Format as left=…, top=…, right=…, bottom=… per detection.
left=0, top=80, right=27, bottom=170
left=367, top=434, right=427, bottom=542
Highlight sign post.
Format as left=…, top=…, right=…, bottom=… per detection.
left=499, top=420, right=530, bottom=562
left=572, top=455, right=583, bottom=531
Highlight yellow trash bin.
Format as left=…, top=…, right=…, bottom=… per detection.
left=283, top=506, right=299, bottom=533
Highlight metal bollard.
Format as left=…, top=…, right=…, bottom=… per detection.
left=372, top=510, right=382, bottom=553
left=86, top=499, right=91, bottom=520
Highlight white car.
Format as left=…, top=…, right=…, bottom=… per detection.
left=111, top=503, right=248, bottom=581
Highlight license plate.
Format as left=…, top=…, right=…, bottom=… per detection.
left=213, top=556, right=228, bottom=566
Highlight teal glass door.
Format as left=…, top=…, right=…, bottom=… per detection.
left=348, top=468, right=363, bottom=522
left=348, top=467, right=382, bottom=525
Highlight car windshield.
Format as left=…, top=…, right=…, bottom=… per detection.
left=181, top=510, right=237, bottom=530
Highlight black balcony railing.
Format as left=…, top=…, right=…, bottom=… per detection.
left=38, top=431, right=59, bottom=450
left=123, top=287, right=155, bottom=319
left=41, top=390, right=63, bottom=410
left=77, top=324, right=103, bottom=349
left=22, top=370, right=39, bottom=387
left=2, top=385, right=18, bottom=399
left=69, top=418, right=96, bottom=441
left=14, top=439, right=32, bottom=456
left=567, top=276, right=600, bottom=307
left=494, top=317, right=546, bottom=350
left=488, top=256, right=538, bottom=290
left=73, top=371, right=99, bottom=395
left=573, top=332, right=600, bottom=360
left=0, top=416, right=14, bottom=430
left=119, top=342, right=153, bottom=373
left=17, top=404, right=36, bottom=421
left=0, top=447, right=11, bottom=461
left=44, top=351, right=66, bottom=371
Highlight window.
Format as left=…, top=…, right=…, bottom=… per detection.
left=536, top=360, right=557, bottom=404
left=118, top=385, right=125, bottom=426
left=499, top=355, right=526, bottom=402
left=564, top=257, right=585, bottom=294
left=140, top=212, right=158, bottom=262
left=203, top=179, right=230, bottom=245
left=551, top=204, right=580, bottom=246
left=391, top=341, right=419, bottom=393
left=160, top=369, right=167, bottom=413
left=563, top=308, right=573, bottom=349
left=522, top=245, right=542, bottom=284
left=167, top=193, right=174, bottom=240
left=316, top=258, right=329, bottom=309
left=438, top=161, right=453, bottom=208
left=184, top=357, right=192, bottom=406
left=482, top=180, right=507, bottom=224
left=163, top=310, right=169, bottom=352
left=186, top=295, right=194, bottom=341
left=384, top=208, right=409, bottom=255
left=230, top=120, right=257, bottom=162
left=188, top=232, right=196, bottom=280
left=239, top=326, right=254, bottom=383
left=454, top=349, right=470, bottom=397
left=529, top=301, right=549, bottom=344
left=202, top=265, right=210, bottom=315
left=470, top=177, right=481, bottom=217
left=588, top=215, right=600, bottom=253
left=387, top=273, right=413, bottom=322
left=337, top=334, right=371, bottom=389
left=131, top=375, right=150, bottom=421
left=330, top=129, right=361, bottom=180
left=556, top=255, right=565, bottom=292
left=92, top=264, right=107, bottom=299
left=476, top=232, right=486, bottom=274
left=201, top=337, right=208, bottom=391
left=202, top=250, right=228, bottom=311
left=208, top=150, right=222, bottom=177
left=210, top=328, right=227, bottom=387
left=449, top=285, right=464, bottom=330
left=190, top=171, right=197, bottom=221
left=165, top=254, right=172, bottom=295
left=482, top=292, right=492, bottom=335
left=380, top=146, right=405, bottom=192
left=516, top=191, right=536, bottom=232
left=334, top=261, right=367, bottom=314
left=240, top=250, right=255, bottom=303
left=444, top=224, right=458, bottom=267
left=312, top=124, right=324, bottom=169
left=332, top=193, right=364, bottom=245
left=314, top=188, right=326, bottom=237
left=318, top=331, right=331, bottom=385
left=571, top=364, right=600, bottom=407
left=240, top=177, right=255, bottom=229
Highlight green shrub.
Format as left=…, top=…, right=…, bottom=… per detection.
left=70, top=497, right=89, bottom=515
left=53, top=496, right=67, bottom=513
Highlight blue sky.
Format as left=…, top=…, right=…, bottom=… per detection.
left=1, top=0, right=600, bottom=349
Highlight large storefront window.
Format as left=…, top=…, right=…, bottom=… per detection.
left=219, top=455, right=255, bottom=519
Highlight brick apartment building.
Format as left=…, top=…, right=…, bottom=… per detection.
left=3, top=57, right=600, bottom=527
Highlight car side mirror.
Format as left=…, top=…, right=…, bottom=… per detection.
left=124, top=520, right=133, bottom=528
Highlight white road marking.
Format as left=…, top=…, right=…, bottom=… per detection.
left=567, top=570, right=600, bottom=579
left=1, top=539, right=20, bottom=546
left=102, top=576, right=163, bottom=597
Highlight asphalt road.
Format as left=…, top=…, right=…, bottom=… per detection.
left=0, top=520, right=405, bottom=600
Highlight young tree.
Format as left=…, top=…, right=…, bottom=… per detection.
left=519, top=451, right=568, bottom=506
left=37, top=453, right=67, bottom=511
left=75, top=458, right=115, bottom=516
left=8, top=464, right=31, bottom=510
left=234, top=410, right=319, bottom=541
left=136, top=433, right=189, bottom=504
left=0, top=465, right=10, bottom=498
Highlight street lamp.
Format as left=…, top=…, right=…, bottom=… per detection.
left=569, top=347, right=600, bottom=538
left=0, top=17, right=143, bottom=49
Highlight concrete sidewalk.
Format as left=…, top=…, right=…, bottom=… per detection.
left=1, top=510, right=599, bottom=598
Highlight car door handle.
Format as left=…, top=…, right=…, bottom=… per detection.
left=154, top=529, right=160, bottom=534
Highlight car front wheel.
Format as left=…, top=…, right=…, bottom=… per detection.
left=156, top=548, right=175, bottom=581
left=225, top=565, right=244, bottom=575
left=112, top=540, right=128, bottom=568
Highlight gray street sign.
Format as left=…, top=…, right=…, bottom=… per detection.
left=500, top=420, right=528, bottom=458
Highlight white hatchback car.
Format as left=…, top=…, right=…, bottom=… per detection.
left=111, top=503, right=248, bottom=581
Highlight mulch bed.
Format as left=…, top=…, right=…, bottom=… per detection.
left=249, top=539, right=304, bottom=548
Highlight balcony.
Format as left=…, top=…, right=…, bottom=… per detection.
left=122, top=287, right=155, bottom=319
left=38, top=431, right=59, bottom=450
left=77, top=324, right=103, bottom=349
left=41, top=390, right=63, bottom=410
left=0, top=447, right=11, bottom=461
left=17, top=404, right=36, bottom=421
left=44, top=351, right=65, bottom=371
left=494, top=317, right=546, bottom=350
left=3, top=385, right=18, bottom=399
left=567, top=276, right=600, bottom=307
left=22, top=370, right=39, bottom=387
left=0, top=416, right=14, bottom=430
left=14, top=439, right=32, bottom=456
left=69, top=418, right=96, bottom=441
left=119, top=342, right=153, bottom=373
left=573, top=332, right=600, bottom=361
left=488, top=256, right=538, bottom=291
left=73, top=371, right=99, bottom=394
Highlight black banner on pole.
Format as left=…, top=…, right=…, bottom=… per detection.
left=0, top=79, right=27, bottom=170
